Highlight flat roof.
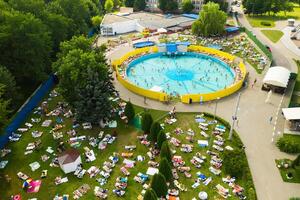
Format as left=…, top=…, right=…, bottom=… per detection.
left=282, top=107, right=300, bottom=120
left=263, top=66, right=290, bottom=88
left=101, top=12, right=195, bottom=29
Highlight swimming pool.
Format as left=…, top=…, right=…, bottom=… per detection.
left=125, top=52, right=236, bottom=96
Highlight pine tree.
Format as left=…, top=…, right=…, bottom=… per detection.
left=144, top=188, right=158, bottom=200
left=157, top=130, right=167, bottom=149
left=159, top=158, right=173, bottom=181
left=150, top=173, right=168, bottom=197
left=160, top=141, right=172, bottom=162
left=125, top=101, right=135, bottom=122
left=149, top=122, right=162, bottom=143
left=141, top=113, right=153, bottom=133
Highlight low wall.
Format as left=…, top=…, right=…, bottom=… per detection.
left=113, top=46, right=168, bottom=102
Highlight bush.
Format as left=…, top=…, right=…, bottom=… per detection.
left=149, top=122, right=162, bottom=143
left=276, top=136, right=300, bottom=154
left=260, top=21, right=271, bottom=26
left=292, top=155, right=300, bottom=168
left=150, top=173, right=168, bottom=197
left=159, top=158, right=173, bottom=181
left=144, top=188, right=158, bottom=200
left=141, top=113, right=153, bottom=133
left=223, top=149, right=247, bottom=178
left=157, top=130, right=167, bottom=149
left=124, top=101, right=135, bottom=122
left=247, top=188, right=256, bottom=200
left=160, top=141, right=172, bottom=162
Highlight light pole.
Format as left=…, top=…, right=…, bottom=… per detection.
left=229, top=92, right=241, bottom=140
left=214, top=97, right=220, bottom=122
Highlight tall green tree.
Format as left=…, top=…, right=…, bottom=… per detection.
left=124, top=101, right=135, bottom=122
left=149, top=122, right=162, bottom=143
left=158, top=0, right=168, bottom=12
left=105, top=0, right=114, bottom=13
left=192, top=2, right=227, bottom=36
left=0, top=84, right=11, bottom=129
left=144, top=188, right=158, bottom=200
left=223, top=149, right=247, bottom=178
left=159, top=158, right=173, bottom=181
left=182, top=0, right=194, bottom=13
left=125, top=0, right=135, bottom=7
left=0, top=65, right=19, bottom=108
left=160, top=141, right=172, bottom=162
left=157, top=130, right=167, bottom=149
left=204, top=0, right=228, bottom=12
left=150, top=173, right=168, bottom=197
left=141, top=113, right=153, bottom=133
left=134, top=0, right=146, bottom=11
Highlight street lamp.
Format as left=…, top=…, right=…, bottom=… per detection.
left=229, top=92, right=241, bottom=140
left=214, top=97, right=220, bottom=122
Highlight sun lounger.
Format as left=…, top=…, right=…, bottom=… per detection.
left=209, top=166, right=221, bottom=175
left=213, top=145, right=224, bottom=152
left=17, top=172, right=29, bottom=180
left=200, top=131, right=209, bottom=138
left=203, top=177, right=212, bottom=185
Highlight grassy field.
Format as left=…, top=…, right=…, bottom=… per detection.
left=246, top=5, right=300, bottom=28
left=0, top=92, right=256, bottom=199
left=261, top=30, right=284, bottom=43
left=275, top=159, right=300, bottom=183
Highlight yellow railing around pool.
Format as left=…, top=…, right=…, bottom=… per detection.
left=112, top=45, right=246, bottom=103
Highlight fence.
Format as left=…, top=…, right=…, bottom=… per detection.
left=0, top=74, right=57, bottom=149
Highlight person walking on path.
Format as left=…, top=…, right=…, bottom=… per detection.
left=269, top=116, right=273, bottom=124
left=251, top=78, right=257, bottom=88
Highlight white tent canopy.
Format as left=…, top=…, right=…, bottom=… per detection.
left=263, top=66, right=291, bottom=88
left=282, top=107, right=300, bottom=120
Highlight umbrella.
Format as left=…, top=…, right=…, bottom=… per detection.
left=198, top=191, right=208, bottom=200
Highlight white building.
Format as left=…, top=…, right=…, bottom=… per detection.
left=58, top=149, right=82, bottom=174
left=100, top=12, right=195, bottom=36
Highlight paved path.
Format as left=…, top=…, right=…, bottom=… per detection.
left=281, top=27, right=300, bottom=57
left=105, top=13, right=300, bottom=199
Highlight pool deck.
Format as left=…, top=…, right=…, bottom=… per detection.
left=107, top=41, right=300, bottom=200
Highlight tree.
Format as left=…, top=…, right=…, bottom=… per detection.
left=91, top=15, right=103, bottom=27
left=134, top=0, right=146, bottom=11
left=144, top=188, right=158, bottom=200
left=0, top=84, right=11, bottom=129
left=124, top=101, right=135, bottom=122
left=157, top=130, right=167, bottom=149
left=192, top=2, right=227, bottom=37
left=125, top=0, right=135, bottom=7
left=73, top=67, right=116, bottom=123
left=149, top=122, right=162, bottom=143
left=223, top=149, right=247, bottom=178
left=141, top=113, right=153, bottom=133
left=158, top=0, right=168, bottom=12
left=160, top=141, right=172, bottom=162
left=182, top=0, right=194, bottom=13
left=0, top=10, right=51, bottom=84
left=150, top=173, right=168, bottom=197
left=204, top=0, right=228, bottom=12
left=167, top=0, right=178, bottom=11
left=105, top=0, right=114, bottom=13
left=159, top=158, right=173, bottom=181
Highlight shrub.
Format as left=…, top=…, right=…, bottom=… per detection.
left=160, top=141, right=172, bottom=162
left=124, top=101, right=135, bottom=122
left=260, top=21, right=271, bottom=26
left=144, top=188, right=158, bottom=200
left=157, top=130, right=167, bottom=149
left=159, top=158, right=173, bottom=181
left=150, top=173, right=168, bottom=197
left=223, top=149, right=247, bottom=178
left=292, top=155, right=300, bottom=168
left=276, top=136, right=300, bottom=154
left=149, top=122, right=162, bottom=143
left=247, top=188, right=256, bottom=200
left=141, top=113, right=153, bottom=133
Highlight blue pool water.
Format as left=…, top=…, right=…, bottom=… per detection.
left=126, top=52, right=235, bottom=95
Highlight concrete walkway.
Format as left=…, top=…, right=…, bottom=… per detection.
left=281, top=27, right=300, bottom=57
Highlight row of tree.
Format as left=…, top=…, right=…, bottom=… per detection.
left=243, top=0, right=294, bottom=15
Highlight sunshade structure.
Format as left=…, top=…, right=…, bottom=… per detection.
left=282, top=107, right=300, bottom=120
left=263, top=66, right=291, bottom=88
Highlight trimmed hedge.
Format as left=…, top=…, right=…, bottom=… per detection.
left=277, top=135, right=300, bottom=154
left=260, top=21, right=271, bottom=26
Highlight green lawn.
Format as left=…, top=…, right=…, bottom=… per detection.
left=275, top=159, right=300, bottom=183
left=261, top=30, right=284, bottom=43
left=246, top=5, right=300, bottom=28
left=0, top=92, right=256, bottom=199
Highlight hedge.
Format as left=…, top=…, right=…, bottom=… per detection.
left=277, top=135, right=300, bottom=154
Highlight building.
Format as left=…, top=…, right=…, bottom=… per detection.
left=100, top=12, right=195, bottom=36
left=58, top=149, right=82, bottom=174
left=262, top=66, right=291, bottom=94
left=282, top=107, right=300, bottom=134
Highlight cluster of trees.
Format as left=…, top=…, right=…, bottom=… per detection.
left=53, top=36, right=116, bottom=123
left=124, top=0, right=146, bottom=11
left=158, top=0, right=178, bottom=13
left=0, top=0, right=105, bottom=129
left=192, top=2, right=227, bottom=36
left=204, top=0, right=228, bottom=12
left=243, top=0, right=294, bottom=15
